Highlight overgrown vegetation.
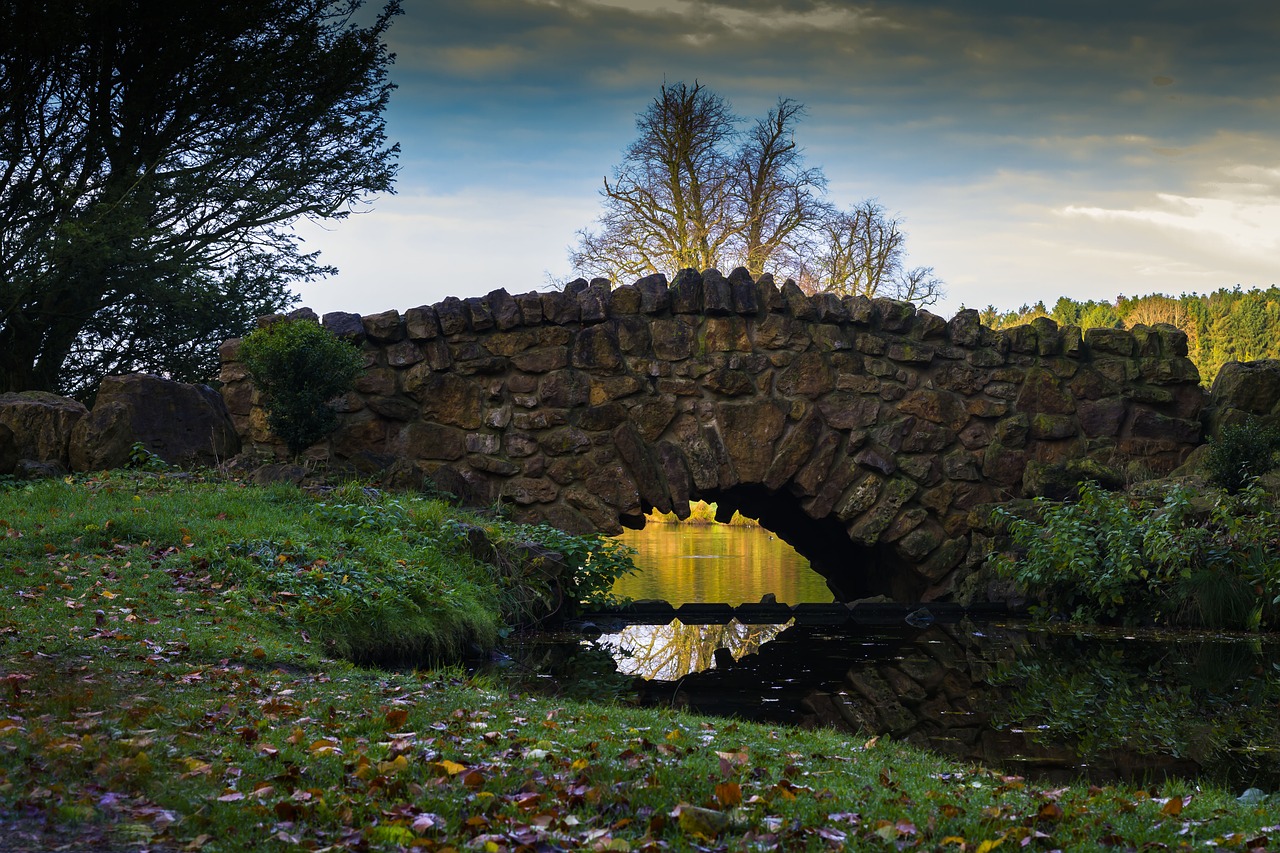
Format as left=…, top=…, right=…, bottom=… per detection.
left=239, top=319, right=365, bottom=457
left=0, top=471, right=629, bottom=665
left=992, top=480, right=1280, bottom=628
left=3, top=472, right=1280, bottom=850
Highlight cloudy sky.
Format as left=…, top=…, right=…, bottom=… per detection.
left=292, top=0, right=1280, bottom=321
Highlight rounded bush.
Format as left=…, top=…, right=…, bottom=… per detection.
left=1205, top=419, right=1280, bottom=494
left=239, top=319, right=364, bottom=457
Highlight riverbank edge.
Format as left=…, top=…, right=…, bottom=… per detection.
left=2, top=472, right=1278, bottom=851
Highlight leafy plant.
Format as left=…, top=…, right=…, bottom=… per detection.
left=488, top=520, right=637, bottom=610
left=992, top=480, right=1280, bottom=627
left=127, top=442, right=172, bottom=471
left=238, top=319, right=364, bottom=457
left=1205, top=419, right=1280, bottom=493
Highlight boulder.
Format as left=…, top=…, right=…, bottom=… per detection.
left=1206, top=359, right=1280, bottom=435
left=69, top=374, right=240, bottom=471
left=0, top=391, right=89, bottom=472
left=0, top=423, right=16, bottom=475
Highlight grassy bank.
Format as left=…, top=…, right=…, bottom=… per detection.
left=2, top=472, right=1278, bottom=851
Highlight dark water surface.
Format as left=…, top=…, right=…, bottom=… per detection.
left=507, top=525, right=1280, bottom=789
left=611, top=620, right=1280, bottom=788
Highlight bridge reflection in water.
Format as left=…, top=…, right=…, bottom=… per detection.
left=590, top=620, right=1280, bottom=788
left=580, top=524, right=1280, bottom=788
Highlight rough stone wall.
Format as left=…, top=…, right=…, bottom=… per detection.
left=219, top=269, right=1205, bottom=601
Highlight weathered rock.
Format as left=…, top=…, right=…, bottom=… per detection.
left=0, top=423, right=17, bottom=475
left=1209, top=359, right=1280, bottom=421
left=251, top=462, right=308, bottom=486
left=716, top=400, right=787, bottom=482
left=1022, top=457, right=1124, bottom=500
left=362, top=310, right=404, bottom=343
left=322, top=311, right=365, bottom=341
left=1085, top=327, right=1135, bottom=357
left=0, top=391, right=89, bottom=470
left=669, top=268, right=703, bottom=314
left=70, top=374, right=240, bottom=471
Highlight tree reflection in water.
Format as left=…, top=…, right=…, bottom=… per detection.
left=598, top=619, right=790, bottom=680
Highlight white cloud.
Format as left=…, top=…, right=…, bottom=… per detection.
left=1062, top=185, right=1280, bottom=257
left=575, top=0, right=877, bottom=34
left=290, top=190, right=597, bottom=317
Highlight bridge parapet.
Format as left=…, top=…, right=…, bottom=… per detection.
left=220, top=269, right=1205, bottom=602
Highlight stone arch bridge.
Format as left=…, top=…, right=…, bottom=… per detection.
left=221, top=269, right=1204, bottom=601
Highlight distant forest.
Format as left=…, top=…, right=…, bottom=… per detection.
left=975, top=285, right=1280, bottom=386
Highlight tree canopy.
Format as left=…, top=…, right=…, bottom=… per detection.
left=979, top=286, right=1280, bottom=385
left=0, top=0, right=401, bottom=398
left=571, top=82, right=942, bottom=306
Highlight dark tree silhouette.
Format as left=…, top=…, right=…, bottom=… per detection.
left=0, top=0, right=401, bottom=398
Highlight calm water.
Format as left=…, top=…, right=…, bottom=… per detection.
left=614, top=621, right=1280, bottom=788
left=506, top=619, right=1280, bottom=788
left=502, top=523, right=1280, bottom=788
left=612, top=522, right=832, bottom=605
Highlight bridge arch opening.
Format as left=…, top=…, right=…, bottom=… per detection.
left=614, top=497, right=831, bottom=606
left=619, top=485, right=926, bottom=603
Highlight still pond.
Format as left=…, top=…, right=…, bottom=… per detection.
left=507, top=521, right=1280, bottom=790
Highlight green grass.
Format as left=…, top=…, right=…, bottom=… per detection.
left=2, top=472, right=1279, bottom=851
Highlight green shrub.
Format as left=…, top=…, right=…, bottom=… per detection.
left=486, top=519, right=637, bottom=610
left=239, top=319, right=364, bottom=457
left=991, top=480, right=1280, bottom=628
left=1204, top=419, right=1280, bottom=493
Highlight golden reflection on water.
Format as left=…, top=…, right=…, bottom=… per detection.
left=611, top=522, right=832, bottom=606
left=598, top=620, right=788, bottom=679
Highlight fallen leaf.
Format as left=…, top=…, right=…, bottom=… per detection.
left=714, top=781, right=741, bottom=808
left=307, top=738, right=341, bottom=756
left=673, top=804, right=728, bottom=840
left=433, top=759, right=467, bottom=776
left=411, top=812, right=443, bottom=833
left=1036, top=802, right=1064, bottom=822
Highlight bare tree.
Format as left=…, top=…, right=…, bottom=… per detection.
left=571, top=82, right=738, bottom=281
left=809, top=200, right=903, bottom=296
left=571, top=83, right=944, bottom=306
left=805, top=200, right=944, bottom=306
left=894, top=265, right=945, bottom=306
left=730, top=98, right=829, bottom=277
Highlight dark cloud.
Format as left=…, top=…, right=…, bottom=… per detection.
left=390, top=0, right=1280, bottom=193
left=304, top=0, right=1280, bottom=316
